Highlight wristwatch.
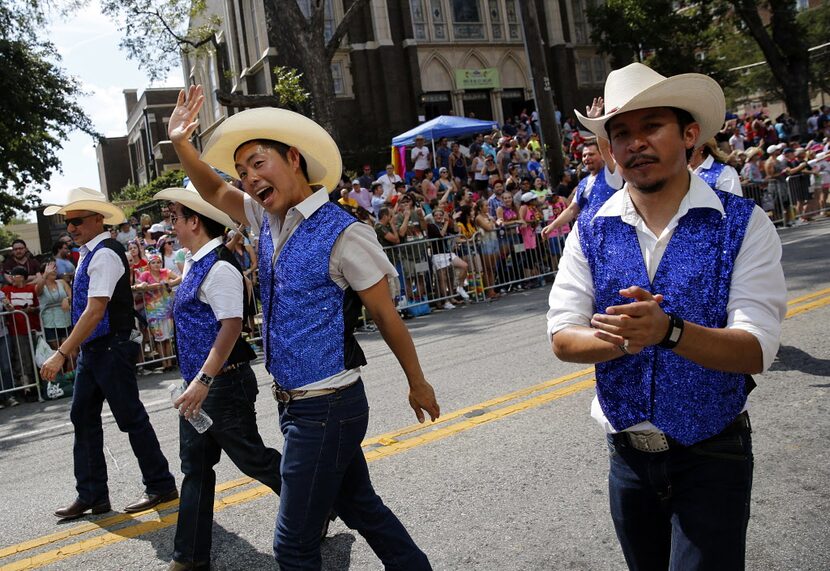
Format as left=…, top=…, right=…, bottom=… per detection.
left=195, top=372, right=215, bottom=388
left=658, top=313, right=684, bottom=349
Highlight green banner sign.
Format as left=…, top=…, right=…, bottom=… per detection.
left=455, top=68, right=500, bottom=90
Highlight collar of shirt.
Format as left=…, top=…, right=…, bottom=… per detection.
left=694, top=154, right=715, bottom=174
left=190, top=237, right=223, bottom=263
left=79, top=231, right=112, bottom=257
left=595, top=173, right=724, bottom=241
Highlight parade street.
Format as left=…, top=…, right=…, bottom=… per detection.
left=0, top=220, right=828, bottom=571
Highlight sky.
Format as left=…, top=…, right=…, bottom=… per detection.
left=36, top=3, right=183, bottom=215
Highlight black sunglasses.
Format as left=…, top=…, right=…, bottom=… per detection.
left=65, top=213, right=98, bottom=227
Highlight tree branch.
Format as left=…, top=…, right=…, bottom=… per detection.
left=215, top=90, right=281, bottom=108
left=325, top=0, right=371, bottom=62
left=731, top=1, right=791, bottom=85
left=131, top=8, right=213, bottom=50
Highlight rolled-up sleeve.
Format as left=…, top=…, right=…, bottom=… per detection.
left=546, top=225, right=596, bottom=339
left=86, top=250, right=125, bottom=299
left=332, top=223, right=398, bottom=292
left=726, top=206, right=787, bottom=372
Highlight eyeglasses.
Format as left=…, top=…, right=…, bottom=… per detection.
left=65, top=213, right=98, bottom=227
left=169, top=213, right=192, bottom=225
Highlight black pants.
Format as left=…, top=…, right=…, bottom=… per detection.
left=173, top=364, right=281, bottom=564
left=71, top=332, right=175, bottom=504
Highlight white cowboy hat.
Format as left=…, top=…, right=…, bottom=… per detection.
left=200, top=107, right=342, bottom=192
left=43, top=187, right=125, bottom=224
left=154, top=183, right=236, bottom=229
left=575, top=63, right=725, bottom=147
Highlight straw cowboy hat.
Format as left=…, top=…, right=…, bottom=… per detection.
left=200, top=107, right=342, bottom=192
left=575, top=63, right=725, bottom=147
left=43, top=187, right=125, bottom=224
left=153, top=183, right=236, bottom=229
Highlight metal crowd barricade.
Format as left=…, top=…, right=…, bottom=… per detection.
left=786, top=174, right=822, bottom=220
left=382, top=224, right=563, bottom=311
left=0, top=309, right=43, bottom=402
left=37, top=302, right=77, bottom=372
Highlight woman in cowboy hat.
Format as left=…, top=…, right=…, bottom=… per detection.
left=548, top=63, right=786, bottom=570
left=153, top=183, right=283, bottom=571
left=167, top=85, right=438, bottom=570
left=40, top=187, right=178, bottom=520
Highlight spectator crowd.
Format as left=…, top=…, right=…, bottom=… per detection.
left=2, top=104, right=829, bottom=409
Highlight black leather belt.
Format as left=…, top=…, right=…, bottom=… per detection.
left=614, top=412, right=751, bottom=453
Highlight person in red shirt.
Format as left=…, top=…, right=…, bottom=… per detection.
left=2, top=267, right=41, bottom=387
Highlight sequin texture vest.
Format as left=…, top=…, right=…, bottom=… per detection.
left=576, top=169, right=618, bottom=227
left=697, top=160, right=726, bottom=191
left=266, top=203, right=366, bottom=389
left=579, top=191, right=756, bottom=445
left=71, top=239, right=133, bottom=346
left=173, top=250, right=222, bottom=383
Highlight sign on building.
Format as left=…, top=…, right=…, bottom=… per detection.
left=455, top=68, right=500, bottom=90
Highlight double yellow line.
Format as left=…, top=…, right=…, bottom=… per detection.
left=2, top=286, right=829, bottom=570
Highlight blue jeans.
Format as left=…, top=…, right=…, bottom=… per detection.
left=607, top=418, right=753, bottom=571
left=274, top=380, right=431, bottom=570
left=70, top=332, right=175, bottom=504
left=174, top=364, right=282, bottom=564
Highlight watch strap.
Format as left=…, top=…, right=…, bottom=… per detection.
left=658, top=313, right=684, bottom=349
left=196, top=372, right=215, bottom=387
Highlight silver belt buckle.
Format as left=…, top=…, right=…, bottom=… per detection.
left=271, top=382, right=292, bottom=403
left=627, top=430, right=670, bottom=453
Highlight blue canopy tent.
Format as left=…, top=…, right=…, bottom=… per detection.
left=391, top=115, right=499, bottom=147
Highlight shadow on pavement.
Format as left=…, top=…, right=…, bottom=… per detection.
left=769, top=345, right=830, bottom=378
left=321, top=532, right=355, bottom=570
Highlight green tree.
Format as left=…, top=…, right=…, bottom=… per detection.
left=588, top=0, right=726, bottom=78
left=115, top=169, right=187, bottom=205
left=0, top=2, right=97, bottom=223
left=0, top=227, right=20, bottom=250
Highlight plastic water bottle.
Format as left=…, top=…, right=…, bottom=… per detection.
left=168, top=381, right=213, bottom=433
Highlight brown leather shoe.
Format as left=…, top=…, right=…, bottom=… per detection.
left=167, top=560, right=214, bottom=570
left=123, top=489, right=178, bottom=513
left=55, top=498, right=111, bottom=520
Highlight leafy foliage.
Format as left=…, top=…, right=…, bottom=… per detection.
left=0, top=227, right=21, bottom=250
left=0, top=1, right=97, bottom=223
left=100, top=0, right=219, bottom=83
left=115, top=169, right=186, bottom=205
left=273, top=66, right=311, bottom=110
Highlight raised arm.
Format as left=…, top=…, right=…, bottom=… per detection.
left=168, top=85, right=249, bottom=224
left=586, top=97, right=617, bottom=173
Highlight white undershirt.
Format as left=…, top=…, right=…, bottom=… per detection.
left=547, top=174, right=787, bottom=434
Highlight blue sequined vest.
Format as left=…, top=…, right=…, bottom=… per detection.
left=266, top=202, right=366, bottom=389
left=697, top=161, right=726, bottom=191
left=72, top=239, right=132, bottom=346
left=258, top=216, right=275, bottom=356
left=576, top=169, right=618, bottom=227
left=579, top=190, right=756, bottom=445
left=173, top=250, right=223, bottom=383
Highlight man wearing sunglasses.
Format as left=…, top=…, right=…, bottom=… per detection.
left=41, top=187, right=177, bottom=521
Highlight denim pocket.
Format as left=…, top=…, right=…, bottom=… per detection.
left=336, top=410, right=369, bottom=471
left=690, top=433, right=751, bottom=461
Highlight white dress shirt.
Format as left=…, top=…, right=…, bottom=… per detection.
left=79, top=232, right=125, bottom=300
left=547, top=174, right=787, bottom=434
left=243, top=188, right=397, bottom=390
left=181, top=238, right=243, bottom=321
left=580, top=166, right=624, bottom=203
left=693, top=155, right=743, bottom=196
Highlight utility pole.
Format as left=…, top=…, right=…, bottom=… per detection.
left=517, top=0, right=564, bottom=180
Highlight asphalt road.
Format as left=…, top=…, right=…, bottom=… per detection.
left=0, top=219, right=828, bottom=570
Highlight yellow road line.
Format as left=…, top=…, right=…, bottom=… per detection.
left=1, top=377, right=595, bottom=571
left=365, top=378, right=596, bottom=462
left=786, top=294, right=830, bottom=318
left=3, top=284, right=829, bottom=569
left=787, top=287, right=830, bottom=306
left=2, top=487, right=272, bottom=571
left=362, top=367, right=595, bottom=447
left=0, top=477, right=255, bottom=560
